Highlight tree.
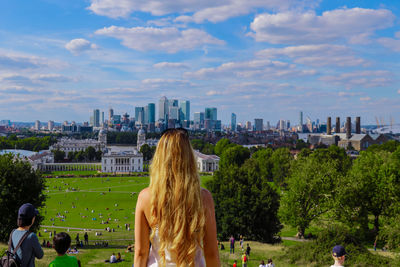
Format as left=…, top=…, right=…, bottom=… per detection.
left=219, top=145, right=250, bottom=169
left=0, top=154, right=46, bottom=242
left=207, top=157, right=282, bottom=242
left=251, top=148, right=274, bottom=180
left=270, top=148, right=292, bottom=186
left=336, top=150, right=399, bottom=235
left=140, top=144, right=155, bottom=161
left=85, top=146, right=97, bottom=161
left=52, top=149, right=65, bottom=162
left=279, top=156, right=341, bottom=237
left=214, top=138, right=235, bottom=156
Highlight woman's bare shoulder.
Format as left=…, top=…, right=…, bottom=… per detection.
left=138, top=187, right=151, bottom=202
left=201, top=188, right=214, bottom=206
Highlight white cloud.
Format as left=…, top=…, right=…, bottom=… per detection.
left=257, top=44, right=367, bottom=67
left=95, top=26, right=224, bottom=53
left=65, top=39, right=98, bottom=55
left=250, top=8, right=394, bottom=44
left=378, top=32, right=400, bottom=52
left=0, top=73, right=74, bottom=86
left=0, top=51, right=65, bottom=70
left=398, top=89, right=400, bottom=94
left=320, top=70, right=392, bottom=89
left=153, top=62, right=189, bottom=69
left=87, top=0, right=318, bottom=21
left=338, top=91, right=362, bottom=97
left=184, top=58, right=317, bottom=79
left=360, top=96, right=371, bottom=101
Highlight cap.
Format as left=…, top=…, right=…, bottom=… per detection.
left=332, top=245, right=346, bottom=257
left=18, top=203, right=39, bottom=219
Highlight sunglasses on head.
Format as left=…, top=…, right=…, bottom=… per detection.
left=161, top=127, right=189, bottom=137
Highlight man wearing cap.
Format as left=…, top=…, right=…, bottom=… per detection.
left=10, top=203, right=44, bottom=266
left=330, top=245, right=346, bottom=267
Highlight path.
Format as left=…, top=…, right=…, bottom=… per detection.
left=281, top=236, right=311, bottom=242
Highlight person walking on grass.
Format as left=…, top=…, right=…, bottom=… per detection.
left=4, top=203, right=44, bottom=267
left=229, top=235, right=235, bottom=254
left=330, top=245, right=346, bottom=267
left=246, top=244, right=251, bottom=256
left=134, top=128, right=220, bottom=267
left=242, top=253, right=248, bottom=267
left=266, top=258, right=275, bottom=267
left=49, top=232, right=80, bottom=267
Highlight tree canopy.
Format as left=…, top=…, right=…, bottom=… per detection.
left=0, top=154, right=46, bottom=242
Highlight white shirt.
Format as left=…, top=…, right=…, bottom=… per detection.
left=110, top=255, right=117, bottom=263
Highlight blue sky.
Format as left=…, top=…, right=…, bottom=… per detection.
left=1, top=0, right=400, bottom=125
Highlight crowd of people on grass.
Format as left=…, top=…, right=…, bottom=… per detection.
left=3, top=129, right=349, bottom=267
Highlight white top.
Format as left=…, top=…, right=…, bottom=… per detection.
left=330, top=265, right=344, bottom=267
left=147, top=229, right=206, bottom=267
left=110, top=255, right=117, bottom=263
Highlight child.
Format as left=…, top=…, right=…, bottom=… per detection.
left=330, top=245, right=346, bottom=267
left=233, top=260, right=237, bottom=267
left=49, top=232, right=80, bottom=267
left=242, top=253, right=248, bottom=267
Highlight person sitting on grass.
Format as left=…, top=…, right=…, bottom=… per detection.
left=330, top=245, right=346, bottom=267
left=49, top=232, right=80, bottom=267
left=266, top=258, right=275, bottom=267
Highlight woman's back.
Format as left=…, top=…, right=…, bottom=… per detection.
left=134, top=129, right=220, bottom=267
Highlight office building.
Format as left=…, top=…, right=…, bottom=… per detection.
left=266, top=121, right=271, bottom=130
left=299, top=111, right=303, bottom=132
left=231, top=113, right=237, bottom=131
left=180, top=101, right=190, bottom=121
left=169, top=106, right=179, bottom=120
left=279, top=119, right=285, bottom=131
left=148, top=103, right=155, bottom=123
left=159, top=96, right=168, bottom=121
left=93, top=109, right=100, bottom=127
left=245, top=121, right=252, bottom=130
left=101, top=112, right=104, bottom=126
left=205, top=108, right=217, bottom=121
left=48, top=120, right=54, bottom=131
left=169, top=99, right=179, bottom=108
left=254, top=119, right=263, bottom=131
left=135, top=107, right=144, bottom=124
left=194, top=112, right=204, bottom=129
left=34, top=120, right=41, bottom=131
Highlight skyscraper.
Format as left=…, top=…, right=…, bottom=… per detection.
left=93, top=109, right=100, bottom=127
left=101, top=112, right=104, bottom=126
left=48, top=120, right=54, bottom=131
left=254, top=118, right=263, bottom=131
left=194, top=112, right=204, bottom=129
left=299, top=111, right=303, bottom=132
left=34, top=120, right=40, bottom=131
left=135, top=107, right=144, bottom=124
left=231, top=113, right=237, bottom=131
left=109, top=108, right=114, bottom=122
left=180, top=101, right=190, bottom=121
left=169, top=106, right=179, bottom=120
left=159, top=96, right=168, bottom=121
left=148, top=103, right=155, bottom=123
left=205, top=108, right=217, bottom=120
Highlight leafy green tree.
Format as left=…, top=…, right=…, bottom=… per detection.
left=140, top=144, right=155, bottom=161
left=201, top=143, right=215, bottom=155
left=207, top=158, right=282, bottom=242
left=52, top=149, right=65, bottom=162
left=0, top=154, right=46, bottom=242
left=295, top=139, right=308, bottom=150
left=336, top=150, right=399, bottom=234
left=270, top=148, right=292, bottom=186
left=67, top=151, right=75, bottom=162
left=279, top=156, right=341, bottom=237
left=85, top=146, right=96, bottom=161
left=251, top=148, right=274, bottom=180
left=219, top=145, right=250, bottom=169
left=214, top=138, right=235, bottom=156
left=191, top=139, right=205, bottom=151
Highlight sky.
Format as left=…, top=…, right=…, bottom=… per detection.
left=1, top=0, right=400, bottom=125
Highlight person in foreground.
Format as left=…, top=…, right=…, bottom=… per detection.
left=134, top=128, right=220, bottom=267
left=49, top=232, right=80, bottom=267
left=330, top=245, right=346, bottom=267
left=9, top=203, right=44, bottom=266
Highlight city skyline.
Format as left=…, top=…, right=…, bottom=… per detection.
left=1, top=1, right=400, bottom=124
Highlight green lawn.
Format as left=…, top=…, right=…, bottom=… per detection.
left=48, top=170, right=100, bottom=176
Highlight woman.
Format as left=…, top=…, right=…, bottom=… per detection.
left=11, top=203, right=44, bottom=266
left=134, top=128, right=220, bottom=266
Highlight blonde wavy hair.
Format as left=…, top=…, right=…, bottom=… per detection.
left=149, top=129, right=206, bottom=267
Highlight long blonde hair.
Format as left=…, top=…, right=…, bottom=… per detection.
left=149, top=129, right=205, bottom=267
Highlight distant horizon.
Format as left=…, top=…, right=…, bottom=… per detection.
left=1, top=0, right=399, bottom=124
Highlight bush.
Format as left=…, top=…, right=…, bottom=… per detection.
left=282, top=225, right=393, bottom=266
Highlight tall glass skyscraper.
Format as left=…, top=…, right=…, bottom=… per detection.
left=93, top=109, right=100, bottom=127
left=148, top=103, right=155, bottom=123
left=135, top=107, right=144, bottom=124
left=205, top=107, right=217, bottom=120
left=231, top=113, right=236, bottom=131
left=180, top=101, right=190, bottom=121
left=159, top=96, right=168, bottom=121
